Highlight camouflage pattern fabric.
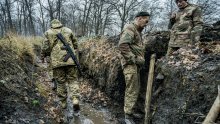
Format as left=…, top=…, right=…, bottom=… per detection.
left=118, top=22, right=145, bottom=67
left=41, top=19, right=78, bottom=68
left=169, top=4, right=203, bottom=49
left=53, top=65, right=79, bottom=108
left=41, top=19, right=80, bottom=108
left=123, top=65, right=140, bottom=114
left=118, top=22, right=145, bottom=115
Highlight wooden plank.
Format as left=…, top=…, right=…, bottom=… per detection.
left=203, top=85, right=220, bottom=124
left=144, top=53, right=156, bottom=124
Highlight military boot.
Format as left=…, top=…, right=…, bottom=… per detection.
left=125, top=114, right=135, bottom=124
left=72, top=96, right=80, bottom=112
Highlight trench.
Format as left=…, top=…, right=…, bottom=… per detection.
left=38, top=60, right=118, bottom=124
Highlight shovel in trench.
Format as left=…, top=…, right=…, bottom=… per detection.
left=144, top=53, right=156, bottom=124
left=203, top=85, right=220, bottom=124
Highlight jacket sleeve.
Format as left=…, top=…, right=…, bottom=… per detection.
left=191, top=6, right=203, bottom=43
left=118, top=28, right=136, bottom=64
left=41, top=32, right=51, bottom=57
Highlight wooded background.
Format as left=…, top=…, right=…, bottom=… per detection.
left=0, top=0, right=219, bottom=37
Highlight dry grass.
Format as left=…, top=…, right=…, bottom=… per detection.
left=0, top=33, right=43, bottom=61
left=79, top=36, right=121, bottom=86
left=80, top=36, right=120, bottom=71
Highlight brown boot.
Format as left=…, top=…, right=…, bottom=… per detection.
left=72, top=96, right=80, bottom=112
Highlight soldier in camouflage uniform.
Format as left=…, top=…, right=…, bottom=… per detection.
left=167, top=0, right=203, bottom=56
left=118, top=12, right=150, bottom=124
left=41, top=19, right=80, bottom=112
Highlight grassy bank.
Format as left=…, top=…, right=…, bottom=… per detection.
left=0, top=33, right=43, bottom=62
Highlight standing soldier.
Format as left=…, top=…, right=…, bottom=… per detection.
left=41, top=19, right=80, bottom=113
left=167, top=0, right=203, bottom=56
left=118, top=12, right=150, bottom=124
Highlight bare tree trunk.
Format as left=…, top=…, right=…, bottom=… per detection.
left=120, top=0, right=127, bottom=31
left=47, top=0, right=54, bottom=21
left=0, top=23, right=3, bottom=37
left=0, top=14, right=4, bottom=36
left=102, top=7, right=110, bottom=35
left=85, top=1, right=92, bottom=36
left=109, top=0, right=143, bottom=32
left=71, top=14, right=75, bottom=33
left=82, top=0, right=92, bottom=36
left=0, top=3, right=7, bottom=35
left=89, top=14, right=94, bottom=35
left=17, top=1, right=22, bottom=34
left=22, top=3, right=28, bottom=35
left=56, top=0, right=62, bottom=20
left=93, top=7, right=97, bottom=35
left=69, top=4, right=76, bottom=33
left=96, top=0, right=103, bottom=35
left=81, top=0, right=87, bottom=35
left=24, top=0, right=36, bottom=36
left=38, top=0, right=46, bottom=32
left=5, top=0, right=15, bottom=32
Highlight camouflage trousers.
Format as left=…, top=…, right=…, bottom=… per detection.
left=53, top=65, right=80, bottom=107
left=123, top=64, right=140, bottom=114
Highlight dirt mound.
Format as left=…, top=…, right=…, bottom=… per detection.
left=79, top=36, right=125, bottom=102
left=0, top=37, right=57, bottom=123
left=153, top=42, right=220, bottom=123
left=201, top=21, right=220, bottom=42
left=78, top=21, right=220, bottom=123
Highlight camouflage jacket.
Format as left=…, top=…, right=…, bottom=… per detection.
left=169, top=4, right=203, bottom=47
left=41, top=21, right=78, bottom=69
left=118, top=22, right=145, bottom=67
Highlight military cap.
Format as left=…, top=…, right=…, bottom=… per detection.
left=175, top=0, right=187, bottom=2
left=51, top=19, right=63, bottom=28
left=135, top=11, right=150, bottom=18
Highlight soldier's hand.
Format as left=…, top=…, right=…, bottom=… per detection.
left=170, top=13, right=176, bottom=20
left=136, top=56, right=145, bottom=66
